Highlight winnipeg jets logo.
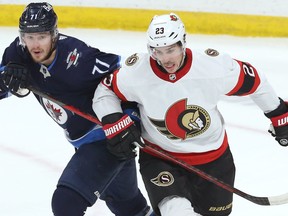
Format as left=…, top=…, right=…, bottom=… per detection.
left=42, top=98, right=68, bottom=125
left=39, top=64, right=51, bottom=78
left=66, top=48, right=80, bottom=69
left=151, top=171, right=174, bottom=187
left=149, top=99, right=210, bottom=140
left=45, top=101, right=62, bottom=121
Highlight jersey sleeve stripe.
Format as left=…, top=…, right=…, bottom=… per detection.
left=111, top=70, right=128, bottom=102
left=226, top=60, right=260, bottom=96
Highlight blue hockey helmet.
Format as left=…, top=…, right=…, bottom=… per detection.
left=19, top=2, right=58, bottom=36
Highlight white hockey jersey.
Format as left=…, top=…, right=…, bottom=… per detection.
left=93, top=48, right=280, bottom=165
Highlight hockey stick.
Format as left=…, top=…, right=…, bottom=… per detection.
left=143, top=145, right=288, bottom=206
left=24, top=86, right=288, bottom=206
left=0, top=67, right=100, bottom=124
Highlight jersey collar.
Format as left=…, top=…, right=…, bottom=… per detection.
left=150, top=48, right=192, bottom=83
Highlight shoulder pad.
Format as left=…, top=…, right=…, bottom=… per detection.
left=202, top=48, right=236, bottom=71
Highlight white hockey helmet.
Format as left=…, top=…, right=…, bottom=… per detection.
left=147, top=13, right=186, bottom=49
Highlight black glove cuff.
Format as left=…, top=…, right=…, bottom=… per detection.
left=102, top=112, right=124, bottom=124
left=0, top=79, right=8, bottom=93
left=265, top=98, right=288, bottom=118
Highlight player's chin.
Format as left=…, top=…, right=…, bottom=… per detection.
left=31, top=54, right=45, bottom=63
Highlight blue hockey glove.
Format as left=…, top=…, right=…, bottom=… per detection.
left=2, top=62, right=30, bottom=97
left=102, top=113, right=145, bottom=160
left=265, top=98, right=288, bottom=146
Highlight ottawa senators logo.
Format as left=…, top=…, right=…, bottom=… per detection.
left=149, top=99, right=210, bottom=140
left=170, top=14, right=178, bottom=21
left=205, top=48, right=219, bottom=57
left=151, top=171, right=174, bottom=187
left=125, top=53, right=139, bottom=66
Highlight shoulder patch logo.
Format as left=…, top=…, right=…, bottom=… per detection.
left=125, top=53, right=139, bottom=66
left=66, top=48, right=80, bottom=69
left=205, top=48, right=219, bottom=57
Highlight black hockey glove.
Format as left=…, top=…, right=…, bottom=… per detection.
left=2, top=62, right=30, bottom=97
left=0, top=75, right=8, bottom=95
left=122, top=101, right=141, bottom=131
left=102, top=113, right=145, bottom=160
left=265, top=98, right=288, bottom=146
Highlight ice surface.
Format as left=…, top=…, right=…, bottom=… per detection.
left=1, top=27, right=288, bottom=215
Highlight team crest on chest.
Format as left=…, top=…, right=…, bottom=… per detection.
left=149, top=99, right=211, bottom=140
left=42, top=98, right=68, bottom=125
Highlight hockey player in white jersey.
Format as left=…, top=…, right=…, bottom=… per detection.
left=92, top=13, right=288, bottom=216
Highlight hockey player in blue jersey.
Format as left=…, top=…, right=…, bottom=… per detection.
left=0, top=2, right=153, bottom=216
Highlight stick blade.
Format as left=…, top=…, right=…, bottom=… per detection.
left=268, top=193, right=288, bottom=205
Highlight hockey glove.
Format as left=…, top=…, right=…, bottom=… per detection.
left=122, top=101, right=141, bottom=130
left=0, top=76, right=8, bottom=95
left=265, top=98, right=288, bottom=146
left=102, top=113, right=145, bottom=160
left=2, top=62, right=30, bottom=97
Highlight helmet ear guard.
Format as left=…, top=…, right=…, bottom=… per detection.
left=147, top=13, right=186, bottom=56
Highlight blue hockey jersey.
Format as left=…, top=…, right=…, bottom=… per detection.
left=0, top=33, right=121, bottom=145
